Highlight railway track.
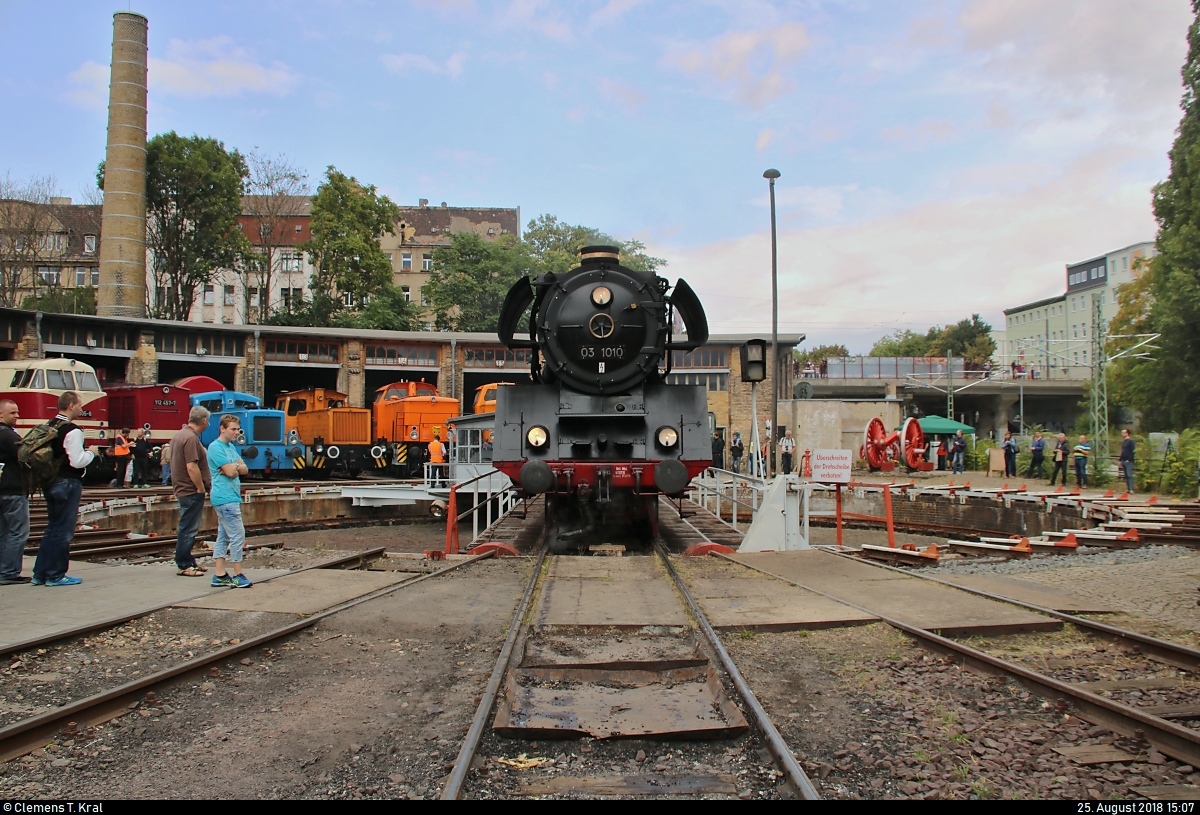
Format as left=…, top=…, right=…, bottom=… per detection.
left=725, top=549, right=1200, bottom=771
left=440, top=540, right=820, bottom=800
left=0, top=549, right=495, bottom=763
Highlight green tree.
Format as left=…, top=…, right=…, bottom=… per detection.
left=1141, top=2, right=1200, bottom=428
left=21, top=286, right=96, bottom=315
left=938, top=314, right=996, bottom=363
left=794, top=343, right=848, bottom=367
left=107, top=132, right=250, bottom=320
left=424, top=231, right=533, bottom=331
left=869, top=328, right=938, bottom=357
left=331, top=285, right=421, bottom=331
left=867, top=315, right=994, bottom=363
left=302, top=167, right=399, bottom=311
left=523, top=213, right=665, bottom=274
left=1107, top=267, right=1161, bottom=424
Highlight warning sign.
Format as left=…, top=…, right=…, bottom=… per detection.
left=811, top=449, right=852, bottom=483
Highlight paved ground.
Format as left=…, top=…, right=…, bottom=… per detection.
left=1007, top=552, right=1200, bottom=636
left=532, top=557, right=688, bottom=628
left=727, top=550, right=1060, bottom=636
left=0, top=556, right=292, bottom=651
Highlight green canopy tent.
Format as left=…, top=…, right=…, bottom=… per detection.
left=904, top=415, right=976, bottom=436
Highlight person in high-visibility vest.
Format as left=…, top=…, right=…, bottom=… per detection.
left=429, top=433, right=447, bottom=487
left=110, top=429, right=131, bottom=488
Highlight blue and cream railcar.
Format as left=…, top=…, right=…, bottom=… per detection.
left=188, top=390, right=303, bottom=476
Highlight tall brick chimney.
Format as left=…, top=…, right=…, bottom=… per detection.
left=97, top=11, right=148, bottom=319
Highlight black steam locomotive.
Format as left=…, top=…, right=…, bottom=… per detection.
left=491, top=245, right=711, bottom=550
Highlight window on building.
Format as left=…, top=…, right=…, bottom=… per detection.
left=36, top=266, right=58, bottom=286
left=341, top=291, right=354, bottom=307
left=203, top=285, right=215, bottom=305
left=91, top=268, right=99, bottom=287
left=249, top=287, right=260, bottom=307
left=281, top=251, right=303, bottom=272
left=223, top=285, right=236, bottom=306
left=281, top=288, right=294, bottom=310
left=1123, top=256, right=1129, bottom=270
left=401, top=252, right=412, bottom=270
left=422, top=255, right=433, bottom=271
left=75, top=267, right=87, bottom=287
left=385, top=252, right=392, bottom=261
left=83, top=235, right=97, bottom=254
left=401, top=285, right=411, bottom=302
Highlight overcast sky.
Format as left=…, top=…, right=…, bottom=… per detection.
left=0, top=0, right=1192, bottom=351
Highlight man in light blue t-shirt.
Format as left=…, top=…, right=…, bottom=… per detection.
left=208, top=414, right=251, bottom=588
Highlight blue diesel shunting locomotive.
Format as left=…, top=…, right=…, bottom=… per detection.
left=188, top=390, right=303, bottom=475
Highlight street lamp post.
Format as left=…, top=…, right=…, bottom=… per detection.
left=764, top=169, right=781, bottom=478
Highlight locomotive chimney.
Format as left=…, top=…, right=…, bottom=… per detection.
left=97, top=11, right=149, bottom=319
left=579, top=245, right=620, bottom=263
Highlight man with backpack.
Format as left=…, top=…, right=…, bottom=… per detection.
left=30, top=391, right=95, bottom=587
left=0, top=399, right=30, bottom=584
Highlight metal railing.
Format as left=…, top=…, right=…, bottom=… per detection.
left=443, top=467, right=520, bottom=554
left=687, top=467, right=772, bottom=532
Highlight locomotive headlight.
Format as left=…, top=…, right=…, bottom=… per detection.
left=526, top=426, right=549, bottom=449
left=656, top=426, right=679, bottom=449
left=591, top=285, right=613, bottom=307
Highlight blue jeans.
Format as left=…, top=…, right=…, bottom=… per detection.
left=951, top=451, right=964, bottom=473
left=1074, top=458, right=1088, bottom=487
left=175, top=492, right=205, bottom=570
left=0, top=493, right=29, bottom=579
left=33, top=478, right=82, bottom=583
left=161, top=462, right=171, bottom=486
left=213, top=502, right=245, bottom=562
left=1122, top=460, right=1134, bottom=493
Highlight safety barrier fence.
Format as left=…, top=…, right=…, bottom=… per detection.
left=443, top=468, right=521, bottom=554
left=687, top=467, right=772, bottom=533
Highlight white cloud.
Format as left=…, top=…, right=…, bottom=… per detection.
left=659, top=150, right=1157, bottom=351
left=151, top=37, right=299, bottom=98
left=957, top=0, right=1191, bottom=144
left=597, top=77, right=646, bottom=113
left=66, top=37, right=298, bottom=107
left=665, top=22, right=811, bottom=108
left=66, top=61, right=108, bottom=109
left=499, top=0, right=573, bottom=42
left=381, top=51, right=467, bottom=79
left=589, top=0, right=645, bottom=28
left=880, top=119, right=957, bottom=149
left=756, top=128, right=775, bottom=151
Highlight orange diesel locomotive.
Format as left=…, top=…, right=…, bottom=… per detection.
left=275, top=382, right=460, bottom=477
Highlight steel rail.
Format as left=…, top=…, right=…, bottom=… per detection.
left=0, top=550, right=494, bottom=762
left=720, top=553, right=1200, bottom=769
left=441, top=537, right=549, bottom=801
left=441, top=544, right=548, bottom=800
left=656, top=541, right=821, bottom=800
left=825, top=548, right=1200, bottom=671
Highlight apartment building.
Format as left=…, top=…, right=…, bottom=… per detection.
left=172, top=197, right=518, bottom=326
left=0, top=197, right=101, bottom=308
left=1001, top=241, right=1156, bottom=378
left=382, top=200, right=520, bottom=316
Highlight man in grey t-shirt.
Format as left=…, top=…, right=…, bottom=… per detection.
left=170, top=407, right=212, bottom=576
